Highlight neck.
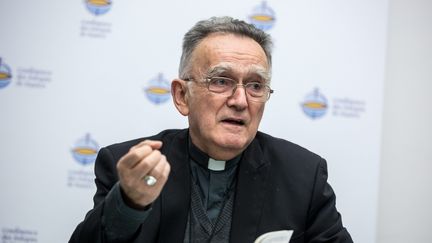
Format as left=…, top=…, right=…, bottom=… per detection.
left=195, top=141, right=244, bottom=161
left=188, top=135, right=245, bottom=161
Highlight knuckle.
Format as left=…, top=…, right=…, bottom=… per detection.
left=121, top=179, right=133, bottom=190
left=129, top=149, right=141, bottom=161
left=116, top=161, right=122, bottom=171
left=152, top=168, right=162, bottom=176
left=152, top=149, right=161, bottom=158
left=160, top=164, right=170, bottom=179
left=139, top=159, right=151, bottom=171
left=165, top=168, right=171, bottom=178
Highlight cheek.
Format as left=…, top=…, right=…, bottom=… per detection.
left=195, top=96, right=224, bottom=122
left=189, top=101, right=217, bottom=128
left=250, top=105, right=265, bottom=124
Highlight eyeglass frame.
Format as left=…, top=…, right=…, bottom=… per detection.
left=183, top=76, right=274, bottom=102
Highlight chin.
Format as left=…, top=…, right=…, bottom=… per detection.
left=218, top=137, right=250, bottom=151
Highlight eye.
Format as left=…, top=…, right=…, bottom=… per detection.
left=211, top=77, right=231, bottom=87
left=247, top=82, right=264, bottom=91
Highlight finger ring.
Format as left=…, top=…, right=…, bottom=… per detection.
left=143, top=175, right=157, bottom=186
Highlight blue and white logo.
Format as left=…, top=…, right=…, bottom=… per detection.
left=144, top=73, right=171, bottom=105
left=71, top=133, right=99, bottom=165
left=0, top=58, right=12, bottom=89
left=301, top=88, right=328, bottom=119
left=248, top=1, right=276, bottom=31
left=85, top=0, right=112, bottom=16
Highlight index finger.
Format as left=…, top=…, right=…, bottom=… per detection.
left=133, top=140, right=163, bottom=150
left=118, top=144, right=153, bottom=169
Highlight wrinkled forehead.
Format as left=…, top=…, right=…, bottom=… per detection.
left=206, top=62, right=271, bottom=81
left=191, top=34, right=271, bottom=79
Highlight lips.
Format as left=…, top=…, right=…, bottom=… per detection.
left=221, top=118, right=245, bottom=126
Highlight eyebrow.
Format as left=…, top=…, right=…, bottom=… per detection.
left=205, top=63, right=271, bottom=82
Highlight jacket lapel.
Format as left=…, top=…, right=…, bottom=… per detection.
left=156, top=131, right=270, bottom=242
left=158, top=130, right=191, bottom=242
left=230, top=138, right=270, bottom=243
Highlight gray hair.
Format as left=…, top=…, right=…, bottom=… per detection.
left=179, top=16, right=273, bottom=79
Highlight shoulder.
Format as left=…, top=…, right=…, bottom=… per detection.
left=252, top=132, right=328, bottom=203
left=255, top=131, right=322, bottom=160
left=254, top=131, right=325, bottom=172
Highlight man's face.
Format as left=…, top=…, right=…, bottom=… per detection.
left=184, top=33, right=270, bottom=160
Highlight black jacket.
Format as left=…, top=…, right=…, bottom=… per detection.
left=70, top=129, right=352, bottom=242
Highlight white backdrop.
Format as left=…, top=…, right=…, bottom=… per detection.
left=0, top=0, right=388, bottom=242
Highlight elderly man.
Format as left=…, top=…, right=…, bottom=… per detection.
left=70, top=16, right=353, bottom=243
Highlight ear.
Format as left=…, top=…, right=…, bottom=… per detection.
left=171, top=79, right=190, bottom=116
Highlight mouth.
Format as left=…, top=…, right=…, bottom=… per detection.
left=221, top=118, right=245, bottom=126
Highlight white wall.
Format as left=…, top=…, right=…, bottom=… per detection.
left=378, top=0, right=432, bottom=242
left=0, top=1, right=394, bottom=242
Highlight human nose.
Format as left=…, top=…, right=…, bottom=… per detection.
left=227, top=84, right=248, bottom=108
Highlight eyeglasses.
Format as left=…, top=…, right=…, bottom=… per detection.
left=185, top=76, right=274, bottom=102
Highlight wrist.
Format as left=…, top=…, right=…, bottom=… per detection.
left=119, top=186, right=152, bottom=211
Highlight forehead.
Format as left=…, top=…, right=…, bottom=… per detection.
left=191, top=33, right=269, bottom=76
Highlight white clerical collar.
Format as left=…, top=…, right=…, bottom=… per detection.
left=207, top=158, right=226, bottom=171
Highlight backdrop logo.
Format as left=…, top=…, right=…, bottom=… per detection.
left=248, top=1, right=276, bottom=31
left=144, top=73, right=171, bottom=105
left=0, top=58, right=12, bottom=89
left=71, top=133, right=99, bottom=165
left=301, top=88, right=328, bottom=119
left=85, top=0, right=112, bottom=16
